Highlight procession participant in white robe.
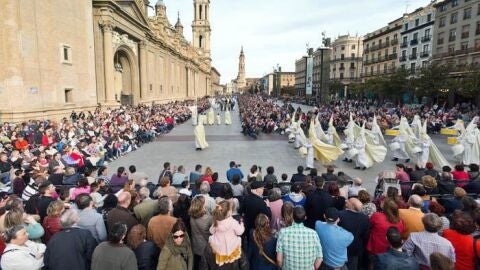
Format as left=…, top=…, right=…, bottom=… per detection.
left=294, top=127, right=302, bottom=149
left=411, top=136, right=429, bottom=169
left=391, top=131, right=410, bottom=162
left=327, top=115, right=342, bottom=147
left=224, top=108, right=232, bottom=125
left=459, top=116, right=480, bottom=165
left=353, top=135, right=368, bottom=170
left=194, top=115, right=209, bottom=151
left=216, top=113, right=222, bottom=125
left=371, top=114, right=387, bottom=146
left=189, top=105, right=198, bottom=126
left=391, top=118, right=411, bottom=163
left=304, top=140, right=314, bottom=170
left=342, top=128, right=355, bottom=163
left=207, top=107, right=215, bottom=125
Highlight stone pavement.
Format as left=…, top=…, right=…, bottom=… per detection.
left=107, top=104, right=460, bottom=193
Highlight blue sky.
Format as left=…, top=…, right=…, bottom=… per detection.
left=155, top=0, right=433, bottom=83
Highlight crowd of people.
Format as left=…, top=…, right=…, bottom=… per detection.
left=238, top=95, right=479, bottom=139
left=0, top=152, right=479, bottom=270
left=0, top=95, right=479, bottom=270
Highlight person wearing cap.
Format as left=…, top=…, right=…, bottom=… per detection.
left=374, top=227, right=419, bottom=270
left=240, top=180, right=271, bottom=236
left=315, top=207, right=353, bottom=270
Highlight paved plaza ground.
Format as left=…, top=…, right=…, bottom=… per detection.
left=107, top=104, right=460, bottom=193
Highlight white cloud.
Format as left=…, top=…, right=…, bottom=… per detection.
left=157, top=0, right=433, bottom=83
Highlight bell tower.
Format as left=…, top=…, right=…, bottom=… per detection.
left=192, top=0, right=211, bottom=64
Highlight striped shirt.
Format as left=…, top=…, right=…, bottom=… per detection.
left=276, top=222, right=323, bottom=270
left=402, top=230, right=455, bottom=266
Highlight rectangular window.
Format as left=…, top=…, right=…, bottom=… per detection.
left=341, top=46, right=345, bottom=50
left=462, top=25, right=470, bottom=38
left=410, top=63, right=416, bottom=72
left=404, top=23, right=409, bottom=31
left=423, top=44, right=429, bottom=53
left=461, top=42, right=468, bottom=50
left=476, top=21, right=480, bottom=35
left=425, top=28, right=431, bottom=37
left=440, top=4, right=447, bottom=12
left=415, top=19, right=419, bottom=27
left=449, top=29, right=457, bottom=41
left=413, top=33, right=418, bottom=40
left=64, top=89, right=73, bottom=103
left=465, top=8, right=472, bottom=20
left=440, top=17, right=446, bottom=27
left=350, top=71, right=354, bottom=78
left=60, top=44, right=72, bottom=64
left=448, top=45, right=455, bottom=53
left=340, top=73, right=344, bottom=79
left=422, top=61, right=428, bottom=68
left=341, top=54, right=344, bottom=60
left=351, top=53, right=355, bottom=58
left=412, top=47, right=417, bottom=56
left=352, top=45, right=356, bottom=50
left=427, top=14, right=432, bottom=22
left=452, top=0, right=458, bottom=7
left=451, top=12, right=458, bottom=24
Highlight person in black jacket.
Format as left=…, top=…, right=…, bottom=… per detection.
left=290, top=166, right=306, bottom=183
left=338, top=198, right=370, bottom=270
left=437, top=172, right=456, bottom=195
left=240, top=181, right=271, bottom=236
left=321, top=165, right=338, bottom=182
left=44, top=209, right=97, bottom=270
left=304, top=176, right=334, bottom=229
left=209, top=172, right=224, bottom=198
left=127, top=224, right=160, bottom=270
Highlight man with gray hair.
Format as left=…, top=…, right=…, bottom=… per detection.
left=197, top=181, right=216, bottom=214
left=44, top=209, right=97, bottom=270
left=399, top=194, right=425, bottom=239
left=134, top=188, right=159, bottom=227
left=402, top=213, right=455, bottom=268
left=147, top=196, right=177, bottom=249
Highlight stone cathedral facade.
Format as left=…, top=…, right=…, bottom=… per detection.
left=0, top=0, right=216, bottom=121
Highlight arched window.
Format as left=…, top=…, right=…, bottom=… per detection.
left=199, top=5, right=203, bottom=20
left=199, top=35, right=203, bottom=48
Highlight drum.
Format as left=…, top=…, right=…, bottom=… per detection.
left=347, top=148, right=358, bottom=157
left=412, top=146, right=422, bottom=153
left=452, top=144, right=464, bottom=156
left=389, top=142, right=400, bottom=151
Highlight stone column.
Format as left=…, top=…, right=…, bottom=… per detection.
left=139, top=40, right=148, bottom=101
left=101, top=21, right=115, bottom=104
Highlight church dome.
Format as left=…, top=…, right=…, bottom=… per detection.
left=155, top=0, right=165, bottom=7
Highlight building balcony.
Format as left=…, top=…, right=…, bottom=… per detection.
left=409, top=54, right=418, bottom=60
left=461, top=32, right=470, bottom=39
left=410, top=39, right=419, bottom=45
left=399, top=55, right=407, bottom=62
left=400, top=42, right=408, bottom=48
left=455, top=48, right=469, bottom=55
left=420, top=51, right=430, bottom=58
left=391, top=39, right=399, bottom=45
left=421, top=35, right=431, bottom=43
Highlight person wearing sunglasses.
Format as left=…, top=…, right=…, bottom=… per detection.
left=157, top=219, right=193, bottom=270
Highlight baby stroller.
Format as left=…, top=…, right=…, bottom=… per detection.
left=374, top=170, right=401, bottom=199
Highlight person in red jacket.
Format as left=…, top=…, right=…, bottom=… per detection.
left=41, top=127, right=56, bottom=147
left=14, top=135, right=29, bottom=151
left=452, top=164, right=470, bottom=187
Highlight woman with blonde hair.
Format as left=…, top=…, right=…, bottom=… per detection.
left=4, top=208, right=44, bottom=242
left=279, top=201, right=294, bottom=229
left=247, top=214, right=277, bottom=270
left=42, top=200, right=64, bottom=243
left=126, top=224, right=159, bottom=270
left=208, top=200, right=245, bottom=267
left=189, top=196, right=212, bottom=269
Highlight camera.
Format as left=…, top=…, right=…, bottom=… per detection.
left=236, top=164, right=241, bottom=168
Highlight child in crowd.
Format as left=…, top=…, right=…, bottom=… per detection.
left=209, top=200, right=245, bottom=266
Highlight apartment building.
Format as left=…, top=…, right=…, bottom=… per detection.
left=330, top=35, right=363, bottom=83
left=432, top=0, right=480, bottom=67
left=399, top=3, right=437, bottom=73
left=363, top=17, right=404, bottom=78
